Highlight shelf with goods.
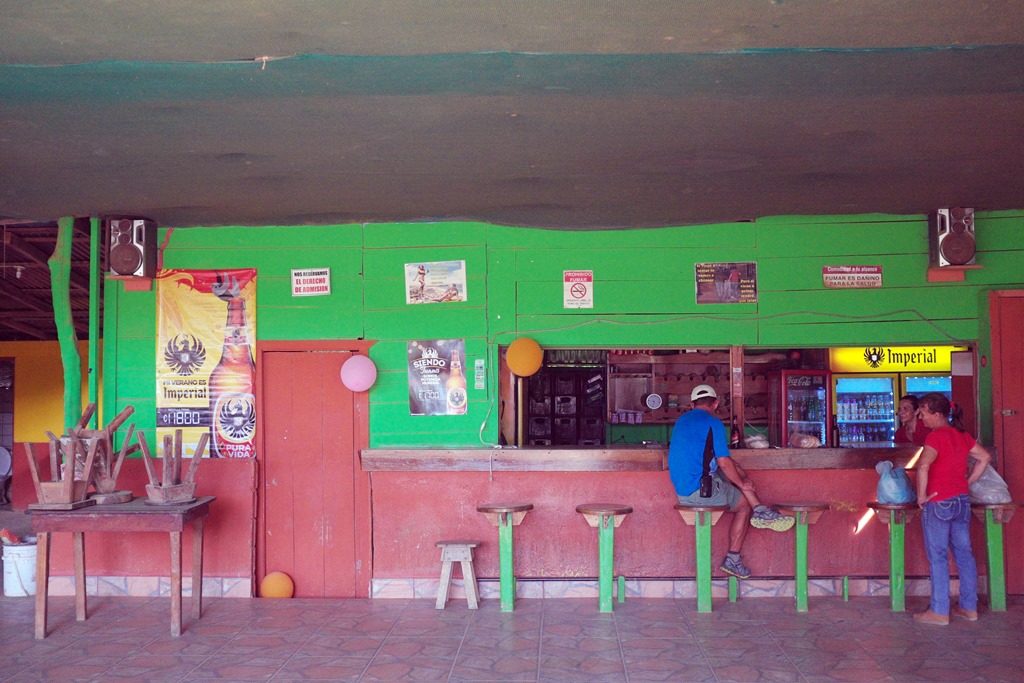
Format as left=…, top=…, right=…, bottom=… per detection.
left=607, top=350, right=730, bottom=425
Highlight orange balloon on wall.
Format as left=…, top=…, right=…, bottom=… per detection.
left=506, top=338, right=543, bottom=377
left=259, top=571, right=295, bottom=598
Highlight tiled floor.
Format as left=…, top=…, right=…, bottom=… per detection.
left=1, top=594, right=1022, bottom=682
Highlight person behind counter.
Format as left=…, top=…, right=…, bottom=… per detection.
left=668, top=384, right=795, bottom=580
left=895, top=394, right=930, bottom=446
left=913, top=392, right=992, bottom=626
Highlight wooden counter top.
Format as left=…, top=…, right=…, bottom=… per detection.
left=360, top=446, right=921, bottom=472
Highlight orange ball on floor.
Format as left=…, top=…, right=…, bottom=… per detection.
left=259, top=571, right=295, bottom=598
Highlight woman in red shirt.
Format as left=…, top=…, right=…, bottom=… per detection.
left=913, top=393, right=992, bottom=625
left=895, top=394, right=930, bottom=446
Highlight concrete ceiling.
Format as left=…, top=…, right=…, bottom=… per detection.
left=2, top=1, right=1024, bottom=231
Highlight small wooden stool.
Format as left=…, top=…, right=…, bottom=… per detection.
left=477, top=502, right=533, bottom=612
left=576, top=503, right=633, bottom=613
left=971, top=502, right=1018, bottom=611
left=866, top=502, right=919, bottom=612
left=675, top=504, right=731, bottom=613
left=777, top=502, right=828, bottom=612
left=435, top=540, right=480, bottom=609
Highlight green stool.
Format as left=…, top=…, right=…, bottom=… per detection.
left=777, top=503, right=828, bottom=612
left=867, top=502, right=919, bottom=612
left=576, top=503, right=633, bottom=613
left=971, top=502, right=1018, bottom=612
left=674, top=504, right=732, bottom=613
left=477, top=502, right=533, bottom=612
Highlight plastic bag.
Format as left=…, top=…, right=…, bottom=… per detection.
left=969, top=463, right=1012, bottom=504
left=875, top=460, right=915, bottom=504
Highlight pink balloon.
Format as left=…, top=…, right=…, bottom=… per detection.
left=340, top=355, right=377, bottom=392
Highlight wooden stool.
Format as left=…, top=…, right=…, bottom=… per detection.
left=777, top=503, right=828, bottom=612
left=477, top=502, right=533, bottom=612
left=435, top=540, right=480, bottom=610
left=675, top=504, right=730, bottom=613
left=866, top=502, right=919, bottom=612
left=576, top=503, right=633, bottom=613
left=971, top=502, right=1018, bottom=611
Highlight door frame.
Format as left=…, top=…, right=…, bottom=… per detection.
left=255, top=340, right=374, bottom=596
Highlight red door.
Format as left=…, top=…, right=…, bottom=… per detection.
left=990, top=291, right=1024, bottom=594
left=261, top=348, right=368, bottom=597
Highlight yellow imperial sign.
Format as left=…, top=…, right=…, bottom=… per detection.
left=830, top=345, right=967, bottom=373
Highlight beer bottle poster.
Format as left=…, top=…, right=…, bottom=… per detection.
left=407, top=339, right=467, bottom=416
left=156, top=269, right=257, bottom=458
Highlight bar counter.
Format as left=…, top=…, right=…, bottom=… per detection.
left=360, top=445, right=936, bottom=587
left=360, top=446, right=920, bottom=472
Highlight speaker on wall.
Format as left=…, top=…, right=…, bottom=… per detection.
left=929, top=207, right=976, bottom=267
left=105, top=217, right=157, bottom=277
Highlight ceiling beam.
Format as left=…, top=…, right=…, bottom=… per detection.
left=0, top=318, right=48, bottom=340
left=0, top=277, right=52, bottom=313
left=3, top=229, right=91, bottom=293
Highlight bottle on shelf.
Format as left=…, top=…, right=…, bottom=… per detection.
left=730, top=417, right=741, bottom=449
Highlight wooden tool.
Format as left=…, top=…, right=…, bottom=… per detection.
left=139, top=430, right=209, bottom=504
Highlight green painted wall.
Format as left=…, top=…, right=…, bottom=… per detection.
left=103, top=211, right=1024, bottom=449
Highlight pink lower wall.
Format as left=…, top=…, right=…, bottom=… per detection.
left=368, top=469, right=990, bottom=580
left=12, top=443, right=255, bottom=578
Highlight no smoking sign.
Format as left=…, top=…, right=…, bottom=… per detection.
left=563, top=270, right=593, bottom=309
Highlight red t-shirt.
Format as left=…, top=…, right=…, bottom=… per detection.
left=923, top=426, right=975, bottom=502
left=895, top=420, right=930, bottom=446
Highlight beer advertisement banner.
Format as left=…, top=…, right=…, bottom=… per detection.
left=404, top=260, right=467, bottom=304
left=407, top=339, right=467, bottom=416
left=157, top=269, right=257, bottom=458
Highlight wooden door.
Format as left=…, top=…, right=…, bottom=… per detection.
left=260, top=348, right=369, bottom=597
left=990, top=291, right=1024, bottom=594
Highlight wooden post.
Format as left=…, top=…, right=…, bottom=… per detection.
left=49, top=216, right=82, bottom=430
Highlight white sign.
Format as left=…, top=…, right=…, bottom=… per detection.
left=291, top=268, right=331, bottom=296
left=822, top=265, right=882, bottom=289
left=563, top=270, right=593, bottom=309
left=474, top=358, right=486, bottom=390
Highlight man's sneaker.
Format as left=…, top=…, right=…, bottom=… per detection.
left=720, top=555, right=751, bottom=579
left=751, top=505, right=795, bottom=532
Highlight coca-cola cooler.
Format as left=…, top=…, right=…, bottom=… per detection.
left=781, top=370, right=830, bottom=447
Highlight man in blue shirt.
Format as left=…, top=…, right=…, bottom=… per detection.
left=668, top=384, right=794, bottom=579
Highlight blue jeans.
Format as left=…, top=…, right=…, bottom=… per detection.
left=920, top=494, right=977, bottom=615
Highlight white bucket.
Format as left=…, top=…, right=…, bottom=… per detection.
left=2, top=543, right=37, bottom=596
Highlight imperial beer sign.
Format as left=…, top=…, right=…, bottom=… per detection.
left=829, top=345, right=967, bottom=373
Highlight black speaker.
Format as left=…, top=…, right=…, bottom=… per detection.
left=106, top=217, right=157, bottom=277
left=929, top=208, right=976, bottom=267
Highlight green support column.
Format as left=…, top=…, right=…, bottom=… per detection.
left=696, top=510, right=713, bottom=613
left=617, top=575, right=625, bottom=603
left=794, top=515, right=809, bottom=612
left=87, top=217, right=100, bottom=427
left=498, top=513, right=515, bottom=612
left=888, top=511, right=906, bottom=612
left=49, top=216, right=82, bottom=430
left=597, top=514, right=615, bottom=613
left=985, top=509, right=1007, bottom=612
left=728, top=576, right=738, bottom=602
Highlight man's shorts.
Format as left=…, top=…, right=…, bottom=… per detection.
left=676, top=471, right=742, bottom=510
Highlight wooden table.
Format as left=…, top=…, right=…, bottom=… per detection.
left=30, top=496, right=215, bottom=639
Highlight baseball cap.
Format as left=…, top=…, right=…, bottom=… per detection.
left=690, top=384, right=718, bottom=401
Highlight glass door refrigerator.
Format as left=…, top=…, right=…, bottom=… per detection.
left=832, top=373, right=898, bottom=447
left=781, top=370, right=830, bottom=447
left=901, top=373, right=952, bottom=400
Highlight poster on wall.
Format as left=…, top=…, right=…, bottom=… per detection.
left=407, top=339, right=467, bottom=416
left=405, top=260, right=467, bottom=304
left=695, top=262, right=758, bottom=304
left=156, top=269, right=257, bottom=458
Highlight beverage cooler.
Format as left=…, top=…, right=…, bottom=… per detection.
left=832, top=374, right=898, bottom=447
left=902, top=373, right=952, bottom=400
left=781, top=370, right=830, bottom=446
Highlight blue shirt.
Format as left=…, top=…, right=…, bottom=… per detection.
left=667, top=407, right=731, bottom=496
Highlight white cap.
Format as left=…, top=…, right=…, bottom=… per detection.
left=690, top=384, right=718, bottom=401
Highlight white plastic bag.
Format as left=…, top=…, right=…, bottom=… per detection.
left=969, top=463, right=1012, bottom=504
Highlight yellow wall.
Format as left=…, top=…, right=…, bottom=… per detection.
left=0, top=340, right=99, bottom=441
